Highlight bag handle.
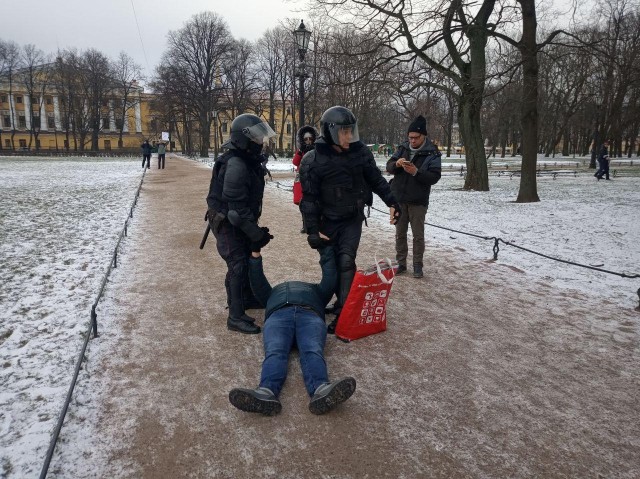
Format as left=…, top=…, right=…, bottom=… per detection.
left=374, top=255, right=395, bottom=284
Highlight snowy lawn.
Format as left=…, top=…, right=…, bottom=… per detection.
left=272, top=171, right=640, bottom=309
left=0, top=157, right=143, bottom=477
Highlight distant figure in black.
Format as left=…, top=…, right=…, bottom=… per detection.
left=141, top=140, right=151, bottom=169
left=595, top=139, right=611, bottom=181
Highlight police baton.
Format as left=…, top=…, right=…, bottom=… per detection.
left=199, top=224, right=211, bottom=249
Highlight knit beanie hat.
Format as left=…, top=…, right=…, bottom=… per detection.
left=408, top=115, right=427, bottom=135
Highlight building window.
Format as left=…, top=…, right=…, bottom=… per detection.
left=286, top=107, right=291, bottom=115
left=115, top=118, right=124, bottom=130
left=16, top=96, right=23, bottom=104
left=47, top=115, right=56, bottom=129
left=4, top=139, right=10, bottom=148
left=222, top=122, right=228, bottom=133
left=32, top=115, right=40, bottom=128
left=286, top=124, right=292, bottom=134
left=102, top=118, right=110, bottom=129
left=0, top=95, right=6, bottom=103
left=102, top=99, right=109, bottom=107
left=45, top=96, right=53, bottom=105
left=19, top=139, right=27, bottom=148
left=63, top=139, right=69, bottom=149
left=18, top=115, right=26, bottom=128
left=104, top=139, right=111, bottom=151
left=1, top=111, right=10, bottom=128
left=31, top=96, right=39, bottom=104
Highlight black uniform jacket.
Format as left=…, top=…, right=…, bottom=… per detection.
left=299, top=140, right=397, bottom=235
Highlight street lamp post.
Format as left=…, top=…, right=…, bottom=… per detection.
left=293, top=20, right=311, bottom=128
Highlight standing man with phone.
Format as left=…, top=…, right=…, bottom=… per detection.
left=386, top=115, right=442, bottom=278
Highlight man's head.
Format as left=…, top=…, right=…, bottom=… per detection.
left=604, top=139, right=611, bottom=146
left=319, top=106, right=359, bottom=151
left=407, top=115, right=427, bottom=149
left=228, top=113, right=276, bottom=156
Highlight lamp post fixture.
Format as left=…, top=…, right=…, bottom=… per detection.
left=293, top=20, right=311, bottom=128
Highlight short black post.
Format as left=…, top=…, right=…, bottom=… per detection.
left=91, top=305, right=99, bottom=338
left=492, top=238, right=500, bottom=260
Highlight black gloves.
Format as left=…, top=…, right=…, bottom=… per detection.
left=391, top=204, right=402, bottom=225
left=250, top=227, right=273, bottom=252
left=307, top=233, right=331, bottom=250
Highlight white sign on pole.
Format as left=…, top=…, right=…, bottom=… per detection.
left=161, top=131, right=169, bottom=141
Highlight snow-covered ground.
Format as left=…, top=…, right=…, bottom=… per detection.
left=0, top=157, right=143, bottom=477
left=1, top=154, right=638, bottom=477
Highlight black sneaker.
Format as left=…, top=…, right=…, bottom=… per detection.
left=227, top=316, right=261, bottom=334
left=396, top=265, right=407, bottom=275
left=413, top=265, right=423, bottom=278
left=309, top=377, right=356, bottom=415
left=229, top=387, right=281, bottom=416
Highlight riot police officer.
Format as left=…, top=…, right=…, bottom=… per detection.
left=299, top=106, right=401, bottom=333
left=206, top=114, right=276, bottom=334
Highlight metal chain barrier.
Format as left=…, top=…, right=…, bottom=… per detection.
left=39, top=168, right=146, bottom=479
left=367, top=205, right=639, bottom=281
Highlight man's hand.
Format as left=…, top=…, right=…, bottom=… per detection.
left=402, top=161, right=418, bottom=176
left=250, top=227, right=273, bottom=252
left=390, top=204, right=402, bottom=225
left=307, top=232, right=331, bottom=249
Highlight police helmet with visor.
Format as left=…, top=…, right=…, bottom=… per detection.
left=319, top=106, right=360, bottom=146
left=228, top=113, right=276, bottom=154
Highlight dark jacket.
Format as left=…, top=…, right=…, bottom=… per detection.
left=248, top=247, right=337, bottom=320
left=206, top=149, right=266, bottom=241
left=598, top=145, right=609, bottom=163
left=300, top=141, right=397, bottom=235
left=386, top=139, right=442, bottom=207
left=141, top=142, right=152, bottom=155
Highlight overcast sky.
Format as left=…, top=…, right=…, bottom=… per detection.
left=2, top=0, right=306, bottom=82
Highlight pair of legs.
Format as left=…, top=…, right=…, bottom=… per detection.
left=229, top=306, right=356, bottom=415
left=595, top=160, right=610, bottom=180
left=395, top=203, right=427, bottom=277
left=157, top=154, right=165, bottom=169
left=214, top=221, right=261, bottom=334
left=142, top=154, right=150, bottom=168
left=321, top=218, right=362, bottom=321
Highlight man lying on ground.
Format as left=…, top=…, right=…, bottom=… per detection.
left=228, top=240, right=356, bottom=416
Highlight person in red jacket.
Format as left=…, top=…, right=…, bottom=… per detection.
left=292, top=126, right=317, bottom=232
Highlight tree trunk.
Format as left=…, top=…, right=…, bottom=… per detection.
left=458, top=88, right=489, bottom=191
left=516, top=0, right=540, bottom=203
left=199, top=113, right=210, bottom=157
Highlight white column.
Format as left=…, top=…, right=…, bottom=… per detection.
left=53, top=96, right=62, bottom=129
left=24, top=94, right=31, bottom=130
left=40, top=98, right=47, bottom=131
left=9, top=94, right=17, bottom=129
left=123, top=112, right=129, bottom=132
left=134, top=101, right=142, bottom=133
left=109, top=100, right=116, bottom=130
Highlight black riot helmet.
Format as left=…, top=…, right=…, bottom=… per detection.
left=319, top=106, right=360, bottom=147
left=226, top=113, right=276, bottom=155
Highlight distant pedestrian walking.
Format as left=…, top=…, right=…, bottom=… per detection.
left=157, top=142, right=166, bottom=169
left=595, top=140, right=611, bottom=180
left=141, top=140, right=151, bottom=169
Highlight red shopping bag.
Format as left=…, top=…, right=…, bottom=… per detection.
left=293, top=172, right=303, bottom=205
left=335, top=258, right=397, bottom=341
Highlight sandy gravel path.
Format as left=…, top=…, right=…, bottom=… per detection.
left=55, top=156, right=639, bottom=478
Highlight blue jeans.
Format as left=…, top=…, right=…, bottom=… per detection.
left=260, top=306, right=328, bottom=397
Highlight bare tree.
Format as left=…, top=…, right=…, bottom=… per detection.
left=111, top=52, right=144, bottom=148
left=0, top=40, right=21, bottom=150
left=164, top=12, right=234, bottom=157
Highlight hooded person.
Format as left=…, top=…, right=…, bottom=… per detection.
left=292, top=126, right=318, bottom=228
left=386, top=115, right=442, bottom=278
left=206, top=113, right=277, bottom=334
